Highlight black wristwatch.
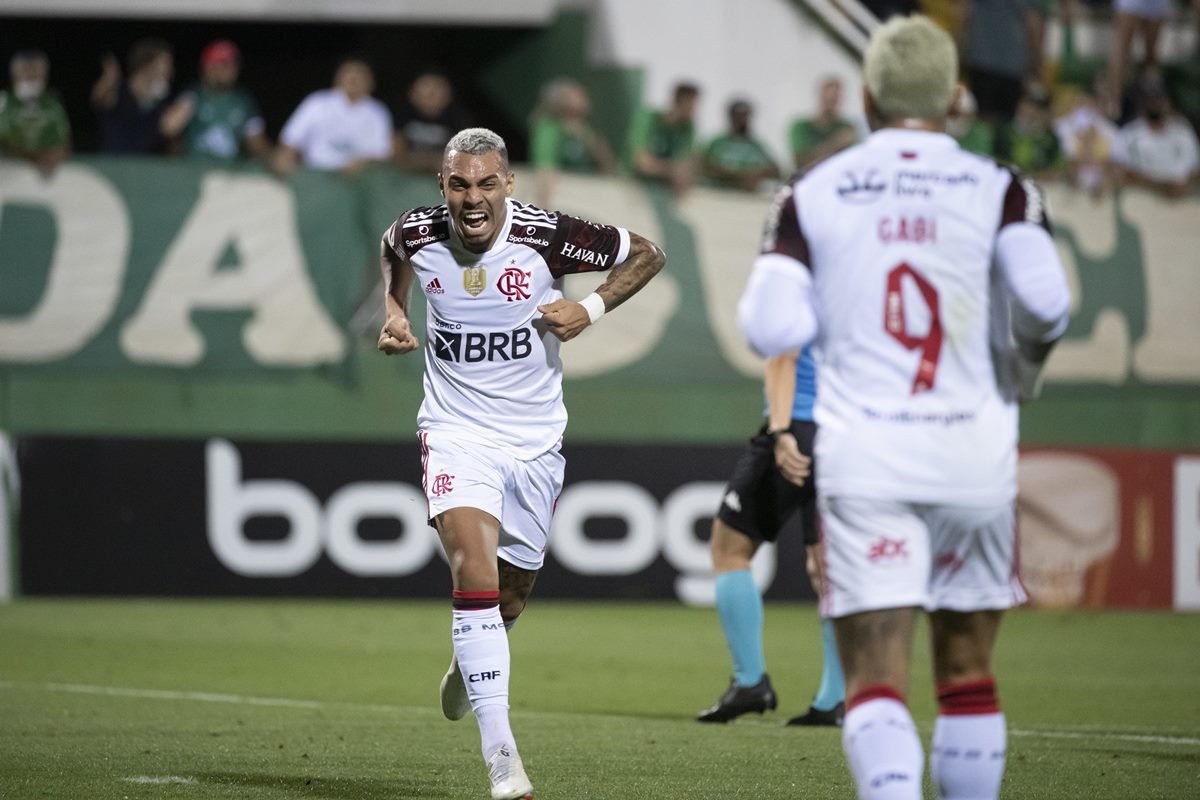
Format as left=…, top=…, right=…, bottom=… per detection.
left=766, top=427, right=791, bottom=444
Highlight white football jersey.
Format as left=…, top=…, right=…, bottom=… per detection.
left=759, top=128, right=1058, bottom=506
left=385, top=198, right=630, bottom=459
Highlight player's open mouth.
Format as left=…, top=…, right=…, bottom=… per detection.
left=462, top=211, right=488, bottom=233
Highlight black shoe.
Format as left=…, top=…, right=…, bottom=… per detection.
left=785, top=701, right=844, bottom=727
left=696, top=675, right=778, bottom=723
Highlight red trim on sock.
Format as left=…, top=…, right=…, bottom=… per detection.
left=937, top=676, right=1000, bottom=716
left=452, top=589, right=500, bottom=610
left=847, top=684, right=906, bottom=711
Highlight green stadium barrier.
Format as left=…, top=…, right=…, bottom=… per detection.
left=1, top=157, right=1198, bottom=448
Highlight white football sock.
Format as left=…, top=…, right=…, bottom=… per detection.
left=932, top=678, right=1006, bottom=799
left=452, top=605, right=516, bottom=760
left=843, top=692, right=924, bottom=800
left=931, top=713, right=1006, bottom=799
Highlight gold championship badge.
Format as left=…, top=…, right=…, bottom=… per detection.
left=463, top=265, right=487, bottom=297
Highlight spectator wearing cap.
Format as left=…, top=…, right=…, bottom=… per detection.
left=1117, top=77, right=1199, bottom=200
left=91, top=38, right=175, bottom=154
left=0, top=49, right=71, bottom=175
left=162, top=39, right=269, bottom=162
left=701, top=97, right=780, bottom=192
left=274, top=58, right=392, bottom=176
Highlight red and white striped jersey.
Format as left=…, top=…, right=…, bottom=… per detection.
left=740, top=128, right=1069, bottom=506
left=384, top=198, right=630, bottom=458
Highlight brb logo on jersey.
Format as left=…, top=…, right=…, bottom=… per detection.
left=430, top=473, right=455, bottom=497
left=496, top=266, right=532, bottom=302
left=433, top=326, right=534, bottom=363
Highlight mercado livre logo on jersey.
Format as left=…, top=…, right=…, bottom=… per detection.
left=463, top=265, right=486, bottom=297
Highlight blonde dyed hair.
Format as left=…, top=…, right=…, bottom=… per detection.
left=863, top=15, right=958, bottom=121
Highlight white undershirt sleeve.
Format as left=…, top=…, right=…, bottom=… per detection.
left=737, top=253, right=817, bottom=357
left=995, top=222, right=1071, bottom=347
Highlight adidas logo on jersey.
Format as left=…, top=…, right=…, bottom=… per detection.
left=722, top=490, right=742, bottom=513
left=425, top=278, right=445, bottom=294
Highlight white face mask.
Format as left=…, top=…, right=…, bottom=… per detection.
left=14, top=80, right=44, bottom=101
left=147, top=78, right=169, bottom=102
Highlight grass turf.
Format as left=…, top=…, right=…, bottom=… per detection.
left=1, top=599, right=1198, bottom=798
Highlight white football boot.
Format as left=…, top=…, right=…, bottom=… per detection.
left=439, top=656, right=471, bottom=721
left=486, top=744, right=533, bottom=800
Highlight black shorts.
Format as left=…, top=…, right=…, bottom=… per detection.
left=715, top=420, right=817, bottom=545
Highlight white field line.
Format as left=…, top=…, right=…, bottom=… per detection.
left=4, top=679, right=1199, bottom=748
left=123, top=776, right=198, bottom=785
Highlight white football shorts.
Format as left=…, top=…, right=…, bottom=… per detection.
left=818, top=495, right=1027, bottom=618
left=419, top=430, right=565, bottom=570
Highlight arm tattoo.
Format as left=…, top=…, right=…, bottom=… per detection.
left=595, top=232, right=666, bottom=312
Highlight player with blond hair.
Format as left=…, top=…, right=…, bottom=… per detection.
left=738, top=16, right=1070, bottom=800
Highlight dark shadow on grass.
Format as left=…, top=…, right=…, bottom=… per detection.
left=194, top=771, right=452, bottom=799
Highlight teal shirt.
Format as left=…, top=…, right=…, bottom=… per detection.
left=182, top=85, right=264, bottom=160
left=0, top=88, right=70, bottom=155
left=530, top=117, right=598, bottom=172
left=626, top=107, right=694, bottom=167
left=789, top=116, right=855, bottom=167
left=703, top=133, right=777, bottom=174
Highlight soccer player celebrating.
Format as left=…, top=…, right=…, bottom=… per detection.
left=377, top=128, right=665, bottom=800
left=738, top=16, right=1070, bottom=800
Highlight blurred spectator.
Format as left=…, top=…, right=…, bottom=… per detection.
left=948, top=86, right=995, bottom=156
left=1106, top=0, right=1173, bottom=119
left=701, top=98, right=780, bottom=192
left=274, top=58, right=392, bottom=176
left=529, top=77, right=615, bottom=207
left=162, top=40, right=269, bottom=162
left=627, top=81, right=700, bottom=196
left=391, top=70, right=468, bottom=173
left=789, top=76, right=856, bottom=171
left=0, top=49, right=70, bottom=175
left=862, top=0, right=919, bottom=20
left=963, top=0, right=1040, bottom=125
left=996, top=84, right=1062, bottom=178
left=1116, top=78, right=1199, bottom=199
left=1055, top=88, right=1121, bottom=197
left=91, top=38, right=175, bottom=154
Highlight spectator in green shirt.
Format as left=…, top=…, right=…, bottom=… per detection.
left=702, top=98, right=780, bottom=192
left=789, top=76, right=857, bottom=171
left=0, top=49, right=70, bottom=176
left=627, top=81, right=700, bottom=196
left=529, top=77, right=614, bottom=208
left=996, top=85, right=1062, bottom=180
left=162, top=40, right=270, bottom=162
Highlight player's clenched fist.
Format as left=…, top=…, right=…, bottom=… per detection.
left=537, top=300, right=591, bottom=342
left=378, top=316, right=420, bottom=355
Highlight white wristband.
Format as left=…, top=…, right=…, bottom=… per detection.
left=579, top=292, right=606, bottom=324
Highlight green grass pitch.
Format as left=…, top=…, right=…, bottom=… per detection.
left=1, top=599, right=1198, bottom=798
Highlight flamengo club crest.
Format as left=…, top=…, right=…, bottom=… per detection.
left=431, top=473, right=455, bottom=496
left=496, top=265, right=532, bottom=302
left=463, top=265, right=486, bottom=297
